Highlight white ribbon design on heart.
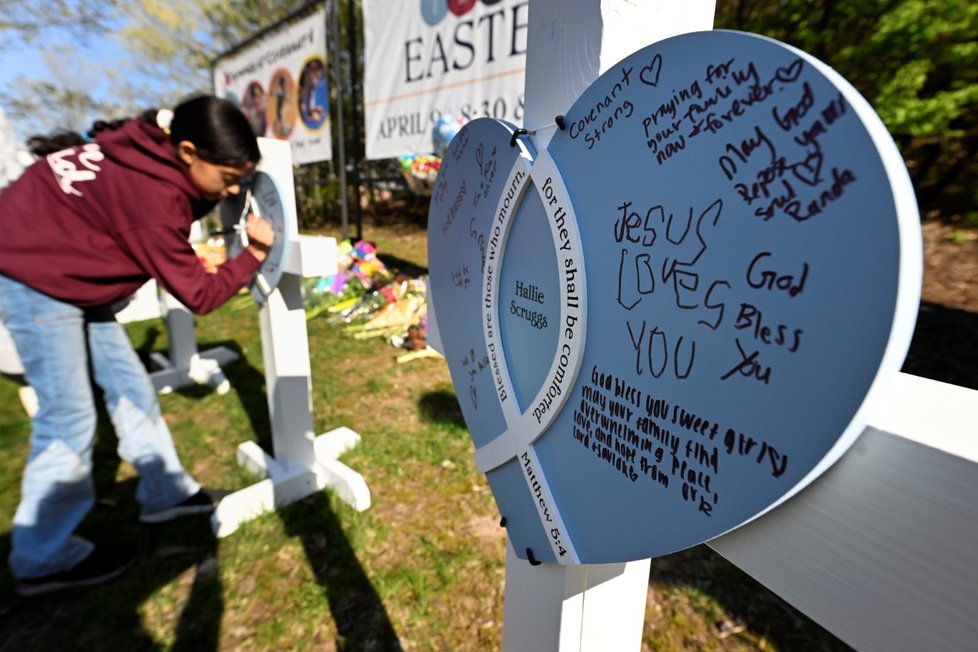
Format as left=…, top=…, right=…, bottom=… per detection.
left=476, top=139, right=588, bottom=564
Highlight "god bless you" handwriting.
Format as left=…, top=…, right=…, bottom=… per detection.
left=572, top=365, right=788, bottom=517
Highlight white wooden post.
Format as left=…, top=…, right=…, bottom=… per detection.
left=114, top=278, right=163, bottom=324
left=708, top=373, right=978, bottom=651
left=142, top=221, right=238, bottom=396
left=502, top=539, right=650, bottom=651
left=211, top=236, right=372, bottom=538
left=210, top=139, right=371, bottom=537
left=510, top=4, right=978, bottom=652
left=148, top=289, right=237, bottom=395
left=499, top=2, right=716, bottom=650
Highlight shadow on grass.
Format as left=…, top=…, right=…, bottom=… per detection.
left=278, top=495, right=402, bottom=650
left=376, top=253, right=429, bottom=279
left=649, top=545, right=853, bottom=650
left=219, top=346, right=403, bottom=650
left=0, top=403, right=223, bottom=651
left=132, top=324, right=163, bottom=371
left=2, top=335, right=401, bottom=649
left=418, top=389, right=467, bottom=429
left=202, top=340, right=274, bottom=453
left=415, top=385, right=847, bottom=649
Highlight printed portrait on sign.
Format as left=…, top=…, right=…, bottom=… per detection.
left=266, top=69, right=297, bottom=140
left=298, top=56, right=329, bottom=131
left=242, top=82, right=267, bottom=137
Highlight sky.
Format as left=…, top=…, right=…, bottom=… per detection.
left=0, top=32, right=128, bottom=142
left=0, top=42, right=42, bottom=87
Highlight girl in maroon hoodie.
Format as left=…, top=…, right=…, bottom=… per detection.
left=0, top=95, right=275, bottom=596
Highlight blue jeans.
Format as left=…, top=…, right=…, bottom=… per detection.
left=0, top=274, right=199, bottom=579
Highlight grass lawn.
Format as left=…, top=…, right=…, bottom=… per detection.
left=0, top=218, right=850, bottom=651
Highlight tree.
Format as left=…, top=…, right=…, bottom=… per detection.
left=114, top=0, right=309, bottom=108
left=0, top=1, right=309, bottom=136
left=0, top=1, right=122, bottom=137
left=0, top=0, right=117, bottom=46
left=716, top=0, right=978, bottom=222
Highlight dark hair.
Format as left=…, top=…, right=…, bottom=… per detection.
left=27, top=96, right=260, bottom=167
left=27, top=131, right=86, bottom=156
left=27, top=116, right=145, bottom=155
left=169, top=95, right=260, bottom=167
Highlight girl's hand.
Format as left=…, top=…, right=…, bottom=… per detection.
left=245, top=213, right=275, bottom=262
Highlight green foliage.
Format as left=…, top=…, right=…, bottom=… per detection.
left=844, top=1, right=978, bottom=139
left=116, top=0, right=313, bottom=107
left=716, top=0, right=978, bottom=220
left=294, top=160, right=343, bottom=230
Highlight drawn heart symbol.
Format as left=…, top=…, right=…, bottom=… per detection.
left=775, top=58, right=804, bottom=83
left=640, top=53, right=663, bottom=86
left=791, top=150, right=824, bottom=187
left=427, top=30, right=920, bottom=564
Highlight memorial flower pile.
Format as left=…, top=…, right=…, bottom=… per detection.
left=303, top=240, right=391, bottom=320
left=396, top=155, right=441, bottom=196
left=303, top=240, right=433, bottom=360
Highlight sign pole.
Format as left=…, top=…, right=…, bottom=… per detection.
left=500, top=2, right=716, bottom=649
left=346, top=0, right=363, bottom=242
left=329, top=0, right=351, bottom=241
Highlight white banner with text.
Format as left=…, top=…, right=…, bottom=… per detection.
left=362, top=0, right=528, bottom=160
left=213, top=7, right=332, bottom=165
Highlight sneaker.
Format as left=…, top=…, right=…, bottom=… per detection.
left=139, top=489, right=223, bottom=524
left=16, top=543, right=136, bottom=597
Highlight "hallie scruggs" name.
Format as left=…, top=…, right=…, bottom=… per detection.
left=512, top=280, right=548, bottom=329
left=515, top=280, right=544, bottom=303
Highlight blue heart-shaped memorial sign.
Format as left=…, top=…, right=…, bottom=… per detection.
left=427, top=30, right=921, bottom=564
left=222, top=170, right=290, bottom=304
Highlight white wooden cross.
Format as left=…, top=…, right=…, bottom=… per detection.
left=209, top=138, right=371, bottom=537
left=429, top=2, right=978, bottom=650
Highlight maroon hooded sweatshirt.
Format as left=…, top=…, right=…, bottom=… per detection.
left=0, top=119, right=261, bottom=314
